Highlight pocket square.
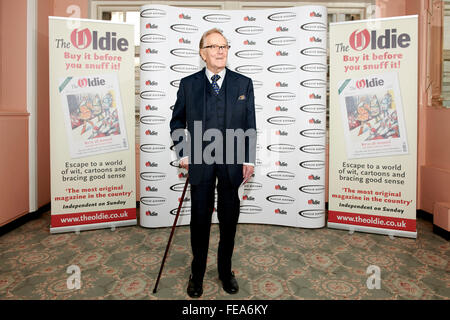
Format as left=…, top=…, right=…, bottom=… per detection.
left=238, top=95, right=246, bottom=101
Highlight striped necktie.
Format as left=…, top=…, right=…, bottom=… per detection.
left=211, top=74, right=221, bottom=95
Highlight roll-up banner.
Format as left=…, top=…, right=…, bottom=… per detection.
left=139, top=5, right=327, bottom=228
left=328, top=16, right=418, bottom=238
left=49, top=17, right=136, bottom=233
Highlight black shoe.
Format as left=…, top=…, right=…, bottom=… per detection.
left=187, top=275, right=203, bottom=298
left=220, top=271, right=239, bottom=294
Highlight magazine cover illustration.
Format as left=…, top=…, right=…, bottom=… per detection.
left=59, top=74, right=129, bottom=158
left=339, top=72, right=408, bottom=159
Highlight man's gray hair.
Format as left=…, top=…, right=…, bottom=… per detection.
left=199, top=28, right=227, bottom=50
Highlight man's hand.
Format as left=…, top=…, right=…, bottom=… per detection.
left=179, top=157, right=189, bottom=170
left=242, top=164, right=254, bottom=184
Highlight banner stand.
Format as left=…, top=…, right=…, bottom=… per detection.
left=139, top=4, right=328, bottom=229
left=327, top=222, right=417, bottom=239
left=49, top=17, right=137, bottom=234
left=327, top=15, right=418, bottom=239
left=50, top=220, right=137, bottom=234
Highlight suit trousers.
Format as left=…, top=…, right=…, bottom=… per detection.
left=189, top=163, right=240, bottom=282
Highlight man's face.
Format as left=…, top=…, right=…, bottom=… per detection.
left=200, top=32, right=228, bottom=72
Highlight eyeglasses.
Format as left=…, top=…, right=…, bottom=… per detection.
left=202, top=44, right=230, bottom=51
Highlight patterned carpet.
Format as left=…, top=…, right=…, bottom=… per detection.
left=0, top=210, right=448, bottom=300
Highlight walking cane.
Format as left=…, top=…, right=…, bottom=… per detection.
left=153, top=175, right=189, bottom=293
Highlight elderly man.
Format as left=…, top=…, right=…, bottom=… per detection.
left=170, top=28, right=256, bottom=298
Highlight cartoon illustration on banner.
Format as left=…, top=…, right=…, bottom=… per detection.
left=338, top=71, right=408, bottom=159
left=59, top=73, right=129, bottom=158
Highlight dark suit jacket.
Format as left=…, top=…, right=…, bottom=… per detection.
left=170, top=67, right=256, bottom=186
